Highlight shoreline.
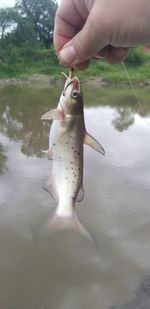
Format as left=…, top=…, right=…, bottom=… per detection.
left=0, top=74, right=150, bottom=88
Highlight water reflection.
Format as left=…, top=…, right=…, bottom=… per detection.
left=112, top=107, right=134, bottom=132
left=0, top=86, right=58, bottom=159
left=111, top=275, right=150, bottom=309
left=0, top=86, right=150, bottom=162
left=0, top=85, right=150, bottom=309
left=0, top=144, right=7, bottom=174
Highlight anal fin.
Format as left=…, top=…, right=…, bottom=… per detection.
left=84, top=132, right=105, bottom=155
left=76, top=185, right=84, bottom=202
left=43, top=175, right=58, bottom=202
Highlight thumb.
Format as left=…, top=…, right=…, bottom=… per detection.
left=59, top=7, right=109, bottom=66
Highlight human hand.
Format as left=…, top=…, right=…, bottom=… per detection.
left=54, top=0, right=150, bottom=69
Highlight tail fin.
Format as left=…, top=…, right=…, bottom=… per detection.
left=42, top=211, right=97, bottom=247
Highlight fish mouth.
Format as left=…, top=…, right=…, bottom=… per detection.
left=63, top=77, right=80, bottom=96
left=63, top=80, right=73, bottom=95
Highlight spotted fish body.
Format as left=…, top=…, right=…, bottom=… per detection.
left=50, top=114, right=84, bottom=215
left=41, top=71, right=105, bottom=242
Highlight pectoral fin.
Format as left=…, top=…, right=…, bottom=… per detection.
left=84, top=133, right=105, bottom=156
left=41, top=109, right=64, bottom=121
left=41, top=148, right=53, bottom=160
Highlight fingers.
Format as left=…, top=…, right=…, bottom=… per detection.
left=98, top=46, right=128, bottom=64
left=54, top=0, right=88, bottom=55
left=56, top=5, right=108, bottom=66
left=77, top=60, right=90, bottom=70
left=74, top=47, right=128, bottom=70
left=54, top=0, right=128, bottom=68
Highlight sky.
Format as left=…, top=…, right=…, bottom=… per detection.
left=0, top=0, right=15, bottom=7
left=0, top=0, right=60, bottom=8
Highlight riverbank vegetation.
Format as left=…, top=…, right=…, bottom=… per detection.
left=0, top=0, right=150, bottom=84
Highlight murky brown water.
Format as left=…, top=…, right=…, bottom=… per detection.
left=1, top=84, right=150, bottom=309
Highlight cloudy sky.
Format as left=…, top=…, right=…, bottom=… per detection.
left=0, top=0, right=60, bottom=7
left=0, top=0, right=15, bottom=7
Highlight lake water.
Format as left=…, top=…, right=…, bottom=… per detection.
left=0, top=84, right=150, bottom=309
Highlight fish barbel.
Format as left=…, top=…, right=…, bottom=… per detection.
left=41, top=69, right=105, bottom=244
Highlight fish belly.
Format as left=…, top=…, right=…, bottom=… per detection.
left=50, top=117, right=84, bottom=216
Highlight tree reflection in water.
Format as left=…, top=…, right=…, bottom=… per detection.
left=0, top=144, right=7, bottom=174
left=0, top=85, right=58, bottom=161
left=112, top=107, right=135, bottom=132
left=0, top=85, right=150, bottom=174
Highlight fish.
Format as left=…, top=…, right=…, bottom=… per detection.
left=41, top=68, right=105, bottom=244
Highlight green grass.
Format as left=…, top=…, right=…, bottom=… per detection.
left=0, top=45, right=150, bottom=84
left=77, top=48, right=150, bottom=84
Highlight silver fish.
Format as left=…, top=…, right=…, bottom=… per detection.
left=41, top=69, right=105, bottom=244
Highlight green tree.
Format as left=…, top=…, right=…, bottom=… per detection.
left=12, top=17, right=37, bottom=46
left=15, top=0, right=57, bottom=46
left=0, top=6, right=37, bottom=46
left=0, top=7, right=19, bottom=39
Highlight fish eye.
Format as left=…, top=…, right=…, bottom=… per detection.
left=72, top=90, right=79, bottom=98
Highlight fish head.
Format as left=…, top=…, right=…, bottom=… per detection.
left=60, top=73, right=83, bottom=115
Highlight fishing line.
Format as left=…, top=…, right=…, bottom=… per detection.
left=122, top=60, right=150, bottom=128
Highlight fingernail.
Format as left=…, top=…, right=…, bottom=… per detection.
left=59, top=45, right=77, bottom=64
